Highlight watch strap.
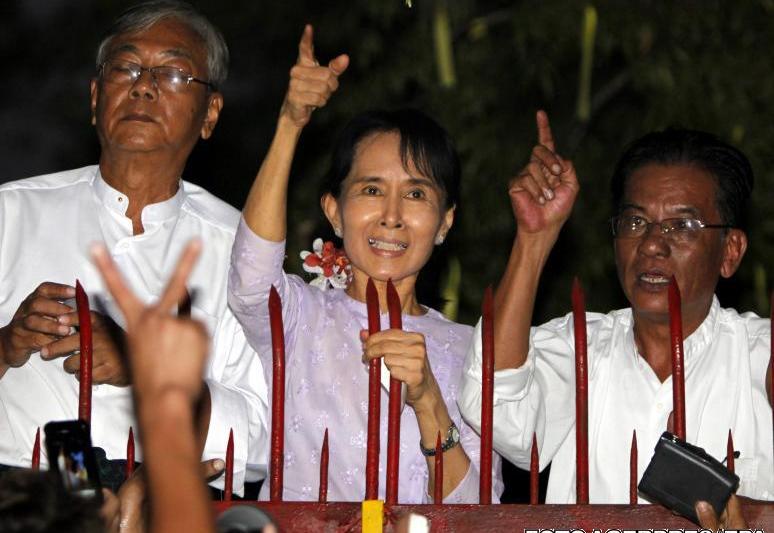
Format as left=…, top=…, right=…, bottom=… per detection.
left=419, top=421, right=460, bottom=457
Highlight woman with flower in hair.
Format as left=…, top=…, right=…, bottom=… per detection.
left=228, top=26, right=502, bottom=503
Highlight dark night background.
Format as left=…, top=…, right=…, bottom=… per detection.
left=1, top=0, right=773, bottom=502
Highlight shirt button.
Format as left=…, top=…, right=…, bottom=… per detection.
left=117, top=197, right=123, bottom=202
left=656, top=402, right=663, bottom=409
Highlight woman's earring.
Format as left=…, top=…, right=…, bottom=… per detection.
left=334, top=227, right=342, bottom=238
left=435, top=233, right=446, bottom=245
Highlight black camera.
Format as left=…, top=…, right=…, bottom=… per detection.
left=638, top=431, right=739, bottom=524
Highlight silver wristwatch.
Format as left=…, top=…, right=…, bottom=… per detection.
left=419, top=421, right=460, bottom=457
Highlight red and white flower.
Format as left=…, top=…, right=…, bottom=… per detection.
left=300, top=238, right=352, bottom=290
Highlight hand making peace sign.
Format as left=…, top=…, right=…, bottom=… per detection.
left=280, top=24, right=349, bottom=128
left=508, top=110, right=580, bottom=236
left=91, top=240, right=208, bottom=405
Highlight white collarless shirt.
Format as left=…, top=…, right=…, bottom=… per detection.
left=458, top=297, right=772, bottom=502
left=0, top=165, right=268, bottom=492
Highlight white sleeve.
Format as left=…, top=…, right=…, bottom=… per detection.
left=457, top=316, right=576, bottom=471
left=202, top=305, right=269, bottom=496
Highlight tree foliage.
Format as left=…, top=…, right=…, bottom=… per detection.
left=2, top=0, right=772, bottom=325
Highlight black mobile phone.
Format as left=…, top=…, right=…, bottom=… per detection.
left=638, top=431, right=739, bottom=524
left=44, top=420, right=103, bottom=503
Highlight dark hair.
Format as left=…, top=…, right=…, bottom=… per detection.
left=0, top=470, right=104, bottom=533
left=96, top=0, right=229, bottom=89
left=610, top=128, right=754, bottom=230
left=322, top=109, right=461, bottom=210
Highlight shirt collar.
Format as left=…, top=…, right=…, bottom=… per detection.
left=624, top=295, right=720, bottom=363
left=334, top=287, right=436, bottom=323
left=91, top=167, right=185, bottom=224
left=681, top=295, right=720, bottom=360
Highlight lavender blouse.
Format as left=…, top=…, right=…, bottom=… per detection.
left=228, top=219, right=502, bottom=503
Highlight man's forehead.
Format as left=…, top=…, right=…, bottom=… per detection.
left=107, top=19, right=205, bottom=61
left=622, top=163, right=720, bottom=215
left=620, top=202, right=703, bottom=217
left=108, top=42, right=195, bottom=60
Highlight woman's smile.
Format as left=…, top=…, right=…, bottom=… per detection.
left=367, top=237, right=409, bottom=253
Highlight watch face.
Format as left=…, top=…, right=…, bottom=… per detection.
left=450, top=425, right=460, bottom=443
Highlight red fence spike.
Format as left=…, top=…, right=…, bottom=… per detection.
left=269, top=286, right=286, bottom=502
left=385, top=279, right=401, bottom=330
left=319, top=428, right=329, bottom=503
left=727, top=429, right=735, bottom=474
left=571, top=277, right=589, bottom=504
left=75, top=280, right=92, bottom=425
left=530, top=432, right=539, bottom=505
left=31, top=428, right=40, bottom=471
left=125, top=427, right=135, bottom=479
left=224, top=428, right=234, bottom=501
left=365, top=278, right=381, bottom=500
left=434, top=432, right=444, bottom=504
left=668, top=277, right=686, bottom=440
left=479, top=285, right=494, bottom=504
left=385, top=279, right=402, bottom=505
left=630, top=430, right=638, bottom=505
left=178, top=288, right=192, bottom=317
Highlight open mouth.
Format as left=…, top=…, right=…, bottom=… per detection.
left=638, top=272, right=671, bottom=285
left=368, top=238, right=408, bottom=251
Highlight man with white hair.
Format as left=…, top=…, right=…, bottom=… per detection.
left=0, top=1, right=267, bottom=495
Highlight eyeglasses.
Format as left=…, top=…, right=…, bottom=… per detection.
left=610, top=214, right=732, bottom=242
left=99, top=59, right=215, bottom=92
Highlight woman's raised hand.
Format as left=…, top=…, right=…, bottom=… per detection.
left=280, top=25, right=349, bottom=128
left=508, top=111, right=579, bottom=236
left=243, top=25, right=345, bottom=241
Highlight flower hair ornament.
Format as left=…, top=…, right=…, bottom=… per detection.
left=300, top=238, right=352, bottom=290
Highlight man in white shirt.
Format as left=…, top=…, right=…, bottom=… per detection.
left=458, top=112, right=771, bottom=512
left=0, top=1, right=267, bottom=494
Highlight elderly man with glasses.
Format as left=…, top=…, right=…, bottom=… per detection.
left=0, top=1, right=267, bottom=496
left=458, top=112, right=771, bottom=521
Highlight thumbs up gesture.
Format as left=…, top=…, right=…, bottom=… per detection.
left=280, top=25, right=349, bottom=128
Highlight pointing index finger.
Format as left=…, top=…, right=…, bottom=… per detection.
left=297, top=24, right=317, bottom=67
left=536, top=110, right=556, bottom=152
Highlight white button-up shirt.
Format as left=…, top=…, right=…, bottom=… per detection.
left=458, top=297, right=773, bottom=502
left=0, top=165, right=268, bottom=492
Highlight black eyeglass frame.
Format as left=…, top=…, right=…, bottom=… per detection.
left=609, top=215, right=733, bottom=239
left=99, top=59, right=216, bottom=92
